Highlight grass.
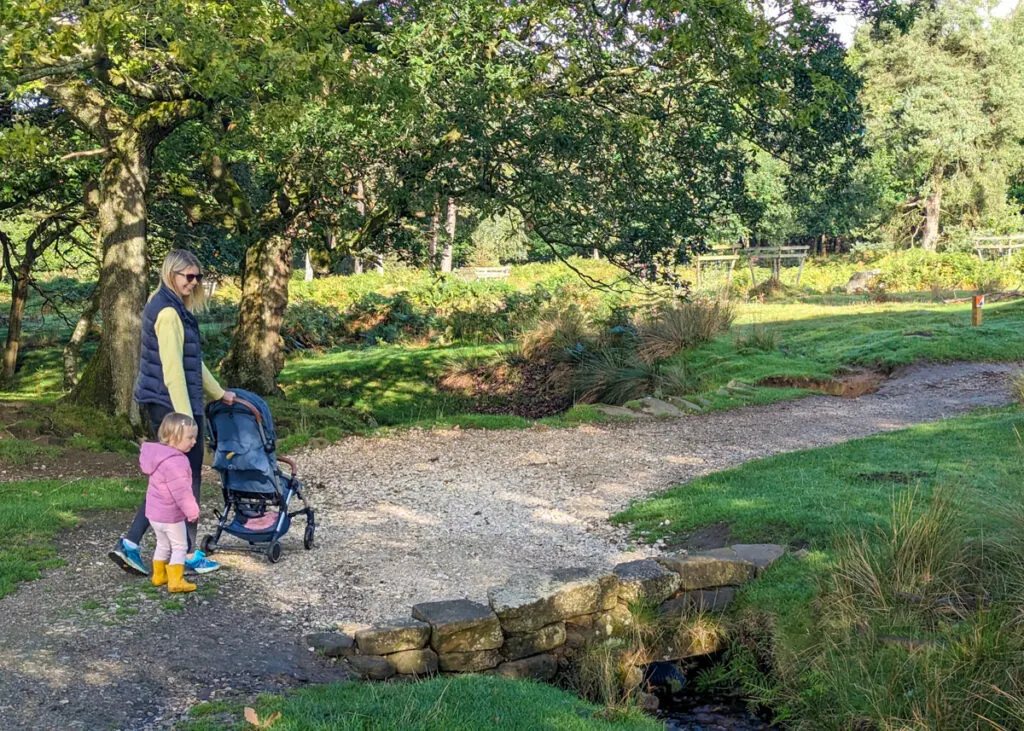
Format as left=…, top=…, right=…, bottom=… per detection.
left=178, top=675, right=662, bottom=731
left=614, top=406, right=1024, bottom=729
left=0, top=437, right=61, bottom=465
left=0, top=476, right=146, bottom=598
left=614, top=406, right=1024, bottom=546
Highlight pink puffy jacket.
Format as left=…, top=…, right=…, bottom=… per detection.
left=141, top=442, right=200, bottom=524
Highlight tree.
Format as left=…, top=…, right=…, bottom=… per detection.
left=852, top=1, right=1024, bottom=249
left=1, top=0, right=367, bottom=416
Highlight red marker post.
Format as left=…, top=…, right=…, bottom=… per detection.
left=972, top=294, right=984, bottom=327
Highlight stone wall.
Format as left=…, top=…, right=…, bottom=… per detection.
left=305, top=544, right=785, bottom=683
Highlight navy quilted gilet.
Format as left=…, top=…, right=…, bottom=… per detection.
left=133, top=284, right=204, bottom=416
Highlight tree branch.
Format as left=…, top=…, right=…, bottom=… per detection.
left=43, top=79, right=128, bottom=143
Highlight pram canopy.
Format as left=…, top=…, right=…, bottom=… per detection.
left=207, top=388, right=281, bottom=495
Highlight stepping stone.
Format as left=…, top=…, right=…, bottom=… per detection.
left=412, top=599, right=503, bottom=654
left=347, top=654, right=395, bottom=680
left=614, top=559, right=682, bottom=605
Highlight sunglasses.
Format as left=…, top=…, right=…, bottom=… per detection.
left=176, top=271, right=203, bottom=284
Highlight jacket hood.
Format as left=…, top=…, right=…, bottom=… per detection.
left=139, top=441, right=186, bottom=475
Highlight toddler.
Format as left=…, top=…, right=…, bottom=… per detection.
left=140, top=413, right=201, bottom=593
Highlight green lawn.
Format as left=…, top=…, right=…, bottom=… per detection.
left=614, top=406, right=1024, bottom=729
left=0, top=476, right=146, bottom=598
left=180, top=675, right=660, bottom=731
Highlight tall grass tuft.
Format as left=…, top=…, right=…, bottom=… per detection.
left=636, top=300, right=735, bottom=364
left=518, top=303, right=596, bottom=362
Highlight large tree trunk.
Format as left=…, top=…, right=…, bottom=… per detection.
left=429, top=195, right=440, bottom=268
left=921, top=176, right=942, bottom=252
left=1, top=253, right=34, bottom=384
left=63, top=285, right=100, bottom=390
left=68, top=134, right=151, bottom=421
left=304, top=249, right=314, bottom=281
left=442, top=197, right=456, bottom=272
left=220, top=234, right=293, bottom=395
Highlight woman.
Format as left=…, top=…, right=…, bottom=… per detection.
left=109, top=249, right=236, bottom=576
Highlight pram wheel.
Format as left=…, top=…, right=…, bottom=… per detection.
left=201, top=534, right=217, bottom=555
left=267, top=540, right=283, bottom=563
left=303, top=524, right=315, bottom=550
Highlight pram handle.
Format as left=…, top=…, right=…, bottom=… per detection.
left=231, top=397, right=263, bottom=424
left=278, top=455, right=298, bottom=478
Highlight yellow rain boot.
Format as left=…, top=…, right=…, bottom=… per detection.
left=151, top=560, right=168, bottom=587
left=167, top=563, right=196, bottom=593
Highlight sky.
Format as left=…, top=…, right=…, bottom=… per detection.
left=830, top=0, right=1019, bottom=46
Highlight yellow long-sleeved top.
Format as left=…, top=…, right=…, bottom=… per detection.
left=154, top=307, right=226, bottom=415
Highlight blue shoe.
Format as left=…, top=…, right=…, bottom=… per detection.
left=108, top=539, right=148, bottom=576
left=185, top=550, right=220, bottom=575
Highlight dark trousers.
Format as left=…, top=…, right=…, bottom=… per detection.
left=125, top=403, right=204, bottom=553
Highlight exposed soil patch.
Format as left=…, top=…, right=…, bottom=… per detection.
left=437, top=356, right=573, bottom=418
left=0, top=447, right=138, bottom=483
left=669, top=522, right=734, bottom=551
left=759, top=367, right=887, bottom=398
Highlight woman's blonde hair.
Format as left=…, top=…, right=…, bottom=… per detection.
left=160, top=249, right=207, bottom=312
left=157, top=412, right=198, bottom=446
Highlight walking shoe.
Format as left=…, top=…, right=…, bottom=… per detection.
left=184, top=550, right=220, bottom=574
left=108, top=538, right=148, bottom=576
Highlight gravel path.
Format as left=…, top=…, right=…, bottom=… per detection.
left=0, top=361, right=1017, bottom=730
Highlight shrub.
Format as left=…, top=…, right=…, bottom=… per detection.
left=519, top=303, right=598, bottom=362
left=636, top=300, right=735, bottom=364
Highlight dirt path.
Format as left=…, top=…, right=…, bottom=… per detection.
left=0, top=362, right=1017, bottom=730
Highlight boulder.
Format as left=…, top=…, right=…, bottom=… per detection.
left=347, top=654, right=395, bottom=681
left=385, top=648, right=439, bottom=676
left=666, top=396, right=703, bottom=413
left=356, top=618, right=431, bottom=655
left=614, top=559, right=681, bottom=605
left=502, top=623, right=566, bottom=660
left=488, top=567, right=620, bottom=634
left=730, top=544, right=786, bottom=576
left=656, top=548, right=755, bottom=589
left=412, top=599, right=503, bottom=654
left=304, top=632, right=355, bottom=658
left=845, top=269, right=882, bottom=294
left=660, top=587, right=736, bottom=615
left=438, top=649, right=503, bottom=672
left=493, top=654, right=558, bottom=681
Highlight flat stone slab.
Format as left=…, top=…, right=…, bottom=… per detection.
left=593, top=405, right=644, bottom=419
left=412, top=599, right=503, bottom=653
left=386, top=648, right=438, bottom=675
left=656, top=548, right=755, bottom=589
left=488, top=567, right=620, bottom=634
left=730, top=544, right=786, bottom=575
left=304, top=631, right=355, bottom=657
left=660, top=587, right=736, bottom=615
left=626, top=397, right=683, bottom=417
left=614, top=559, right=681, bottom=605
left=493, top=654, right=558, bottom=681
left=438, top=649, right=503, bottom=672
left=502, top=622, right=566, bottom=660
left=356, top=617, right=430, bottom=655
left=666, top=396, right=703, bottom=413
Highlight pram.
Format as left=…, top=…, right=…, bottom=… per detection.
left=201, top=389, right=315, bottom=563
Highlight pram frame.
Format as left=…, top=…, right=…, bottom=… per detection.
left=201, top=397, right=316, bottom=563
